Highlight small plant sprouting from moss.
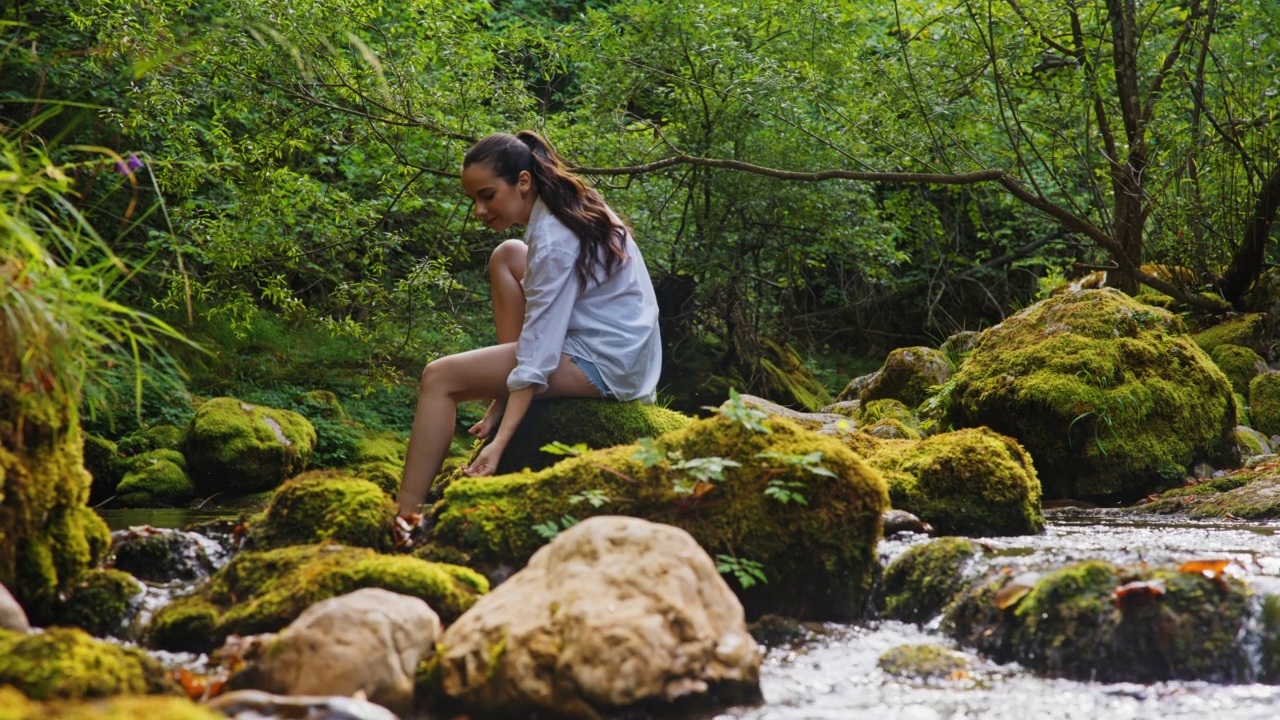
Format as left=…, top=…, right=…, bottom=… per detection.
left=708, top=388, right=773, bottom=434
left=716, top=554, right=768, bottom=589
left=532, top=515, right=580, bottom=541
left=1068, top=370, right=1143, bottom=457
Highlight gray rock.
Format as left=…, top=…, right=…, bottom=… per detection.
left=206, top=689, right=401, bottom=720
left=0, top=582, right=30, bottom=633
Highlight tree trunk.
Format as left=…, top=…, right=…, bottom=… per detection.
left=1219, top=163, right=1280, bottom=308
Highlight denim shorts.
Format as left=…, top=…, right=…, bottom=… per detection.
left=569, top=355, right=616, bottom=400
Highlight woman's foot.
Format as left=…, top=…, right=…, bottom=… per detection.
left=468, top=399, right=505, bottom=439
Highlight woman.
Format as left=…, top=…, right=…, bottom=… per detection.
left=395, top=131, right=662, bottom=523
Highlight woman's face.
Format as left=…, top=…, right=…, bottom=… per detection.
left=462, top=162, right=535, bottom=233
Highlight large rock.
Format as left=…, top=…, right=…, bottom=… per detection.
left=865, top=428, right=1044, bottom=536
left=0, top=627, right=177, bottom=700
left=53, top=568, right=144, bottom=638
left=0, top=688, right=222, bottom=720
left=0, top=582, right=29, bottom=633
left=1252, top=373, right=1280, bottom=437
left=438, top=516, right=761, bottom=719
left=182, top=397, right=317, bottom=494
left=245, top=470, right=396, bottom=552
left=1210, top=344, right=1267, bottom=396
left=114, top=449, right=194, bottom=507
left=943, top=289, right=1237, bottom=499
left=147, top=544, right=485, bottom=653
left=111, top=527, right=216, bottom=584
left=859, top=346, right=951, bottom=408
left=206, top=690, right=400, bottom=720
left=229, top=588, right=440, bottom=716
left=431, top=409, right=889, bottom=620
left=486, top=397, right=691, bottom=476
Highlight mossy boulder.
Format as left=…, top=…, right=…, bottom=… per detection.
left=1193, top=312, right=1269, bottom=357
left=857, top=398, right=917, bottom=427
left=114, top=449, right=194, bottom=507
left=877, top=644, right=968, bottom=680
left=861, top=418, right=922, bottom=440
left=0, top=627, right=177, bottom=700
left=943, top=560, right=1252, bottom=682
left=0, top=690, right=223, bottom=720
left=147, top=544, right=487, bottom=652
left=111, top=530, right=213, bottom=583
left=244, top=470, right=396, bottom=551
left=341, top=431, right=407, bottom=496
left=878, top=538, right=980, bottom=623
left=1251, top=373, right=1280, bottom=438
left=1129, top=464, right=1274, bottom=515
left=488, top=397, right=692, bottom=476
left=83, top=435, right=123, bottom=505
left=432, top=411, right=890, bottom=620
left=866, top=428, right=1043, bottom=536
left=943, top=289, right=1237, bottom=500
left=860, top=346, right=950, bottom=409
left=1236, top=426, right=1273, bottom=458
left=54, top=569, right=144, bottom=638
left=1210, top=344, right=1267, bottom=397
left=117, top=424, right=184, bottom=456
left=1184, top=473, right=1280, bottom=520
left=182, top=397, right=317, bottom=494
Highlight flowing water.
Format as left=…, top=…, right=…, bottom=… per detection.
left=719, top=509, right=1280, bottom=720
left=97, top=508, right=1280, bottom=719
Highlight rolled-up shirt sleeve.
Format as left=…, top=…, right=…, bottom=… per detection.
left=507, top=243, right=581, bottom=395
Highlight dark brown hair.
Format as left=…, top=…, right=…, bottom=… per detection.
left=463, top=131, right=627, bottom=286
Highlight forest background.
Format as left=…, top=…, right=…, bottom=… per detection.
left=2, top=0, right=1278, bottom=440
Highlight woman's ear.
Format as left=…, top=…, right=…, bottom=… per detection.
left=517, top=170, right=533, bottom=196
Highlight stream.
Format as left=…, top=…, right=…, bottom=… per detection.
left=96, top=508, right=1280, bottom=719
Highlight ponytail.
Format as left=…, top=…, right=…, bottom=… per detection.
left=464, top=131, right=627, bottom=286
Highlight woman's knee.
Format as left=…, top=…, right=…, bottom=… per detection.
left=420, top=357, right=453, bottom=389
left=489, top=239, right=527, bottom=280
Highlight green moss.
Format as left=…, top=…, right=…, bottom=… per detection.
left=433, top=414, right=889, bottom=620
left=877, top=644, right=968, bottom=679
left=1210, top=344, right=1266, bottom=397
left=1131, top=466, right=1270, bottom=514
left=147, top=544, right=487, bottom=652
left=857, top=398, right=917, bottom=426
left=301, top=389, right=347, bottom=420
left=245, top=470, right=396, bottom=551
left=944, top=289, right=1237, bottom=500
left=1236, top=428, right=1269, bottom=457
left=1237, top=393, right=1252, bottom=427
left=1186, top=474, right=1280, bottom=519
left=0, top=695, right=224, bottom=720
left=878, top=538, right=979, bottom=623
left=115, top=450, right=194, bottom=507
left=55, top=569, right=143, bottom=638
left=861, top=346, right=950, bottom=409
left=182, top=397, right=317, bottom=494
left=1132, top=291, right=1175, bottom=309
left=346, top=459, right=402, bottom=496
left=0, top=627, right=176, bottom=700
left=488, top=397, right=692, bottom=476
left=1192, top=313, right=1267, bottom=355
left=868, top=428, right=1044, bottom=536
left=1005, top=562, right=1252, bottom=682
left=758, top=338, right=834, bottom=412
left=1262, top=594, right=1280, bottom=682
left=82, top=435, right=122, bottom=505
left=861, top=418, right=922, bottom=440
left=1251, top=373, right=1280, bottom=437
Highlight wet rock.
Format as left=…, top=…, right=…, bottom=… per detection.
left=878, top=644, right=968, bottom=680
left=54, top=568, right=144, bottom=638
left=748, top=614, right=808, bottom=647
left=0, top=626, right=177, bottom=700
left=207, top=689, right=400, bottom=720
left=84, top=434, right=124, bottom=505
left=182, top=397, right=317, bottom=494
left=112, top=527, right=216, bottom=583
left=147, top=544, right=485, bottom=653
left=1185, top=470, right=1280, bottom=520
left=244, top=470, right=395, bottom=552
left=431, top=411, right=889, bottom=620
left=867, top=428, right=1044, bottom=537
left=859, top=346, right=951, bottom=409
left=943, top=289, right=1237, bottom=500
left=0, top=582, right=30, bottom=633
left=439, top=516, right=762, bottom=719
left=878, top=538, right=980, bottom=624
left=880, top=509, right=933, bottom=537
left=943, top=560, right=1253, bottom=682
left=228, top=588, right=438, bottom=716
left=820, top=399, right=861, bottom=419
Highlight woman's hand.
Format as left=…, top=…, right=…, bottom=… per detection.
left=465, top=442, right=506, bottom=477
left=468, top=399, right=505, bottom=439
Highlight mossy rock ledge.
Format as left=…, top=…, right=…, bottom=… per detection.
left=0, top=627, right=177, bottom=701
left=182, top=397, right=317, bottom=494
left=942, top=560, right=1253, bottom=683
left=431, top=413, right=890, bottom=620
left=943, top=289, right=1237, bottom=500
left=146, top=544, right=487, bottom=653
left=859, top=345, right=951, bottom=409
left=877, top=538, right=981, bottom=624
left=866, top=428, right=1044, bottom=537
left=486, top=397, right=692, bottom=476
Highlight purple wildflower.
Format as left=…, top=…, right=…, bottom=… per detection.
left=127, top=153, right=144, bottom=171
left=115, top=160, right=129, bottom=176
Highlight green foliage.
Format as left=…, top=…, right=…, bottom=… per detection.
left=715, top=554, right=768, bottom=590
left=711, top=389, right=773, bottom=435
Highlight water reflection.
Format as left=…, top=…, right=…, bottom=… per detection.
left=95, top=507, right=247, bottom=531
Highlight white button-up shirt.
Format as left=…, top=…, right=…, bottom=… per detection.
left=507, top=198, right=662, bottom=403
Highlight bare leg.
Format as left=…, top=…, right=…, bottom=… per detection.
left=470, top=239, right=527, bottom=439
left=398, top=345, right=599, bottom=515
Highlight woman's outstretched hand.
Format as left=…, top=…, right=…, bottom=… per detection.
left=468, top=399, right=504, bottom=439
left=465, top=442, right=505, bottom=477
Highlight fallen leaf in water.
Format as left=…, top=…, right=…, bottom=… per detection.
left=1111, top=578, right=1166, bottom=610
left=1178, top=559, right=1237, bottom=590
left=994, top=571, right=1042, bottom=610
